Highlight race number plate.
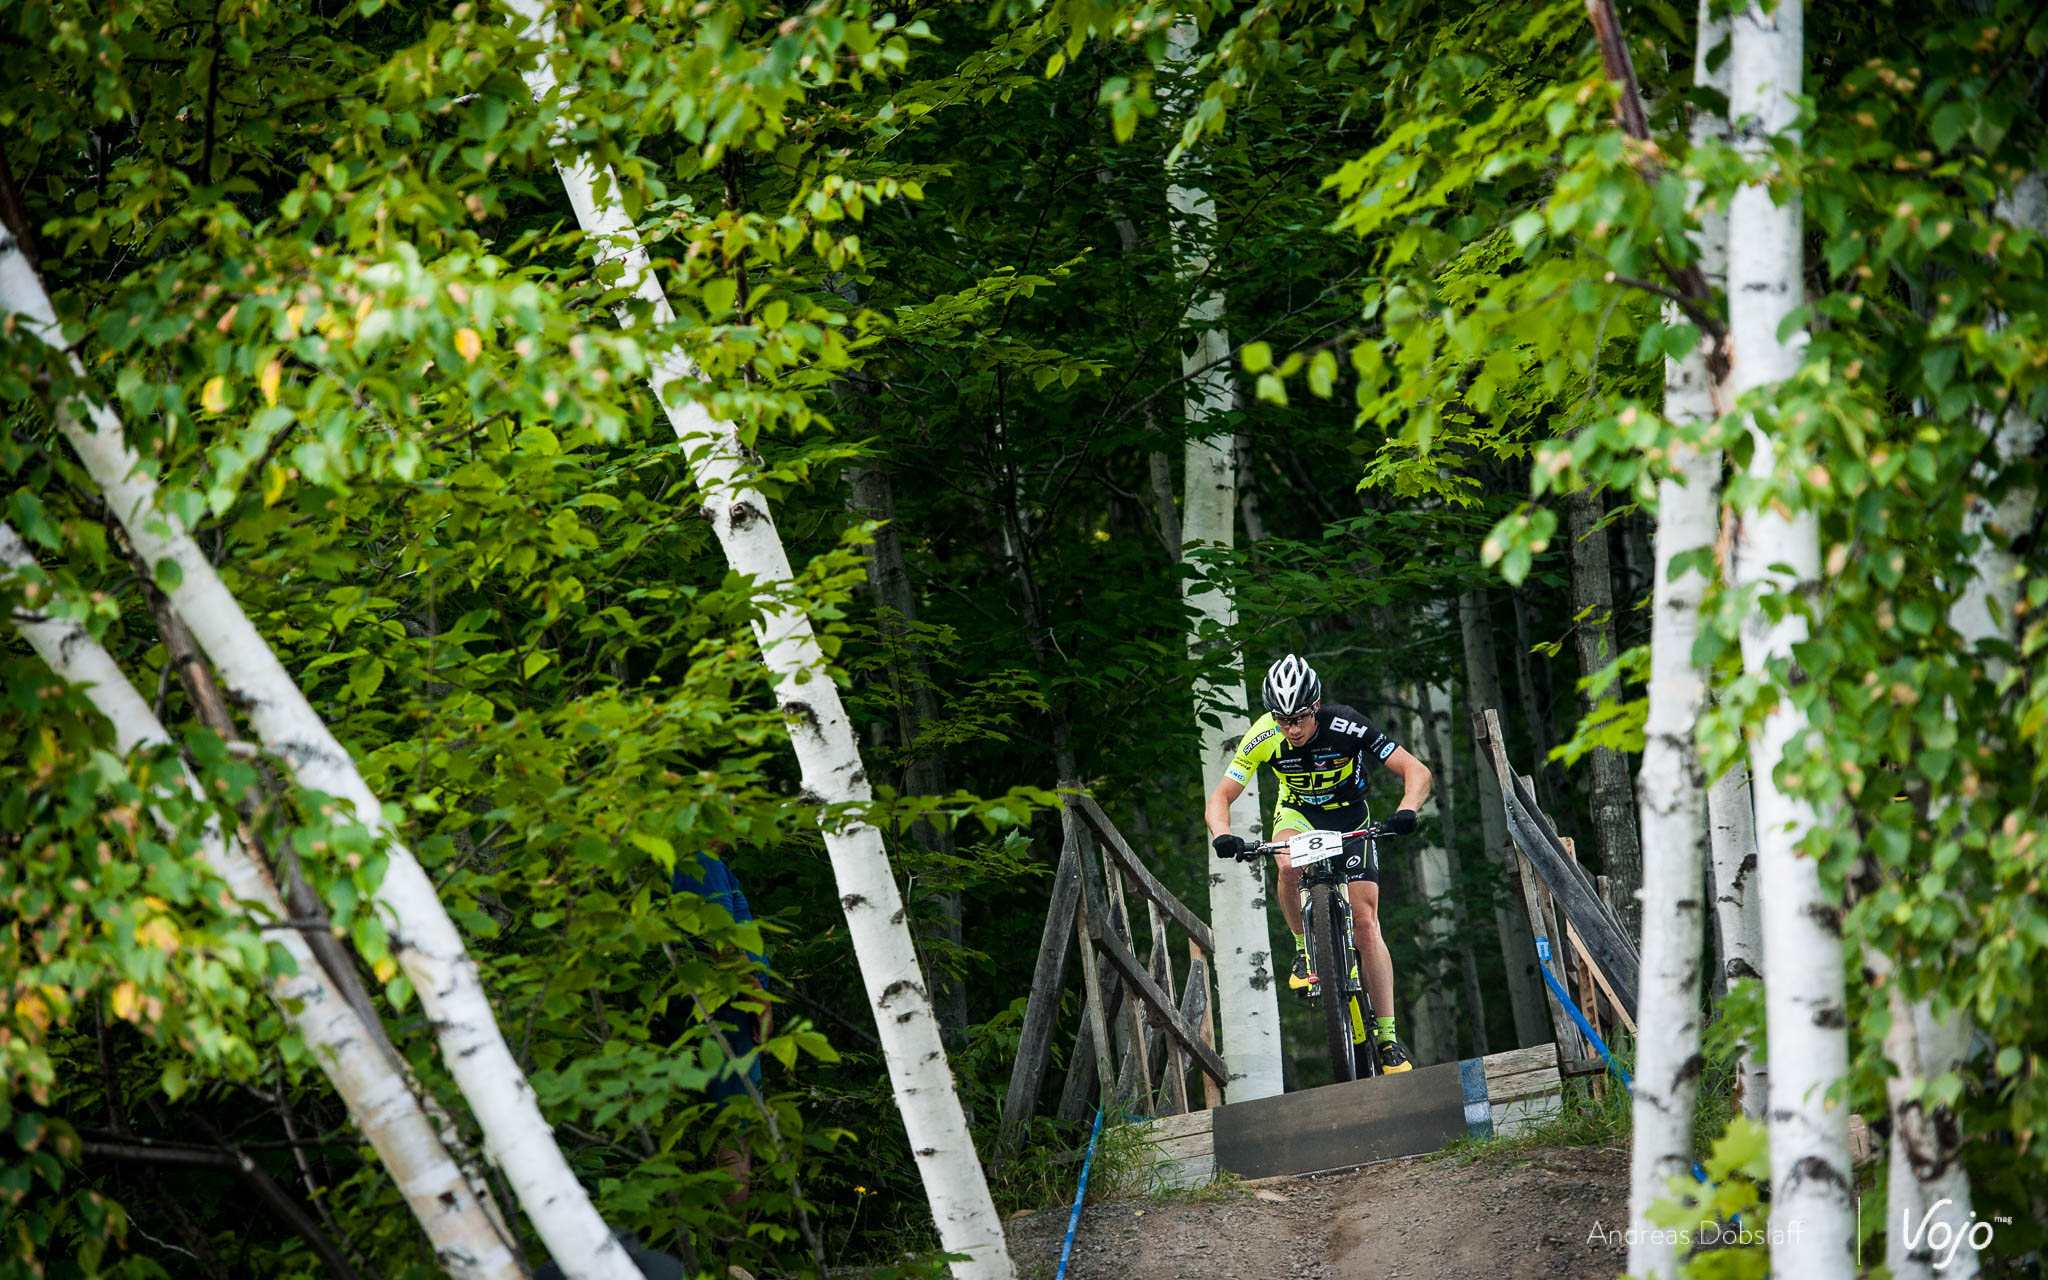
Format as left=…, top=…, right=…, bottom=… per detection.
left=1287, top=830, right=1346, bottom=867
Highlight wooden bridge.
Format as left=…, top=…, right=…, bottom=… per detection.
left=997, top=709, right=1640, bottom=1186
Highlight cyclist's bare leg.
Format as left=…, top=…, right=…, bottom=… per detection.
left=1347, top=879, right=1395, bottom=1027
left=1273, top=828, right=1305, bottom=936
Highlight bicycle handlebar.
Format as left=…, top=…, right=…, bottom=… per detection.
left=1242, top=825, right=1388, bottom=858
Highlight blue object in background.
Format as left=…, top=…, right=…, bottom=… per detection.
left=671, top=851, right=768, bottom=1099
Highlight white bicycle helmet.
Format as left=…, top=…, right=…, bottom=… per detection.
left=1261, top=654, right=1322, bottom=717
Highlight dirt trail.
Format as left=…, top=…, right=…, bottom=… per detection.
left=1006, top=1145, right=1630, bottom=1280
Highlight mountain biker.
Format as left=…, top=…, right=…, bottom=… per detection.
left=1205, top=654, right=1433, bottom=1074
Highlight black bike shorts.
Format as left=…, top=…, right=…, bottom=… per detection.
left=1271, top=806, right=1379, bottom=885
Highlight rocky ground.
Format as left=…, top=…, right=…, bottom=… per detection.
left=1005, top=1144, right=1632, bottom=1280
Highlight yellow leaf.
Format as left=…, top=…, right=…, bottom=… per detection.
left=260, top=359, right=282, bottom=406
left=455, top=327, right=483, bottom=361
left=110, top=982, right=140, bottom=1023
left=373, top=956, right=398, bottom=983
left=138, top=917, right=181, bottom=952
left=285, top=304, right=307, bottom=336
left=201, top=376, right=229, bottom=414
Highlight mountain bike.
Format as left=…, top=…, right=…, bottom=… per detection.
left=1243, top=825, right=1392, bottom=1084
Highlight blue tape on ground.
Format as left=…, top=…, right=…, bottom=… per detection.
left=1458, top=1056, right=1493, bottom=1139
left=1055, top=1105, right=1105, bottom=1280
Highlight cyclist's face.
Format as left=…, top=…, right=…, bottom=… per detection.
left=1276, top=702, right=1320, bottom=746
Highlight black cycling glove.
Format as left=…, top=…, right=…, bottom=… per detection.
left=1384, top=808, right=1419, bottom=836
left=1212, top=833, right=1248, bottom=860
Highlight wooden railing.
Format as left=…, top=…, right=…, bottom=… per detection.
left=997, top=784, right=1225, bottom=1154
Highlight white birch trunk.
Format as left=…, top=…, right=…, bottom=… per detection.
left=1879, top=170, right=2046, bottom=1280
left=507, top=9, right=1013, bottom=1271
left=1166, top=15, right=1283, bottom=1102
left=0, top=250, right=643, bottom=1280
left=1707, top=766, right=1767, bottom=1120
left=1728, top=5, right=1855, bottom=1274
left=1628, top=9, right=1726, bottom=1269
left=0, top=523, right=519, bottom=1280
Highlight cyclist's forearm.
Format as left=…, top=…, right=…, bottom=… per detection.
left=1396, top=760, right=1433, bottom=813
left=1205, top=778, right=1243, bottom=836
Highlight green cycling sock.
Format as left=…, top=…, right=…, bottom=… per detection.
left=1291, top=931, right=1306, bottom=951
left=1374, top=1015, right=1397, bottom=1043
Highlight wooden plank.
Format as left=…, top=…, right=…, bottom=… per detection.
left=1503, top=770, right=1640, bottom=1014
left=1480, top=1043, right=1560, bottom=1081
left=1076, top=795, right=1216, bottom=955
left=1108, top=894, right=1153, bottom=1114
left=1138, top=1109, right=1214, bottom=1143
left=1067, top=800, right=1119, bottom=1112
left=1090, top=923, right=1230, bottom=1086
left=1488, top=1067, right=1564, bottom=1103
left=1147, top=896, right=1188, bottom=1117
left=997, top=836, right=1084, bottom=1153
left=1151, top=1153, right=1215, bottom=1189
left=1529, top=860, right=1592, bottom=1063
left=1508, top=844, right=1587, bottom=1061
left=1213, top=1063, right=1468, bottom=1179
left=1057, top=975, right=1126, bottom=1123
left=1471, top=707, right=1639, bottom=1016
left=1190, top=945, right=1221, bottom=1110
left=1494, top=1087, right=1564, bottom=1136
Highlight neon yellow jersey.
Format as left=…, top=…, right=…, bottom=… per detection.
left=1225, top=703, right=1399, bottom=829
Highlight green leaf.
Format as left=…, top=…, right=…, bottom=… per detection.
left=1241, top=341, right=1274, bottom=373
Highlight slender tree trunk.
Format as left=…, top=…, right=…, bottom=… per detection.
left=1627, top=10, right=1727, bottom=1269
left=1404, top=692, right=1458, bottom=1063
left=1510, top=585, right=1575, bottom=833
left=1, top=523, right=519, bottom=1280
left=1166, top=16, right=1282, bottom=1101
left=1729, top=7, right=1854, bottom=1274
left=1567, top=487, right=1643, bottom=940
left=0, top=244, right=628, bottom=1278
left=846, top=462, right=969, bottom=1042
left=1458, top=588, right=1550, bottom=1046
left=511, top=13, right=1013, bottom=1273
left=1707, top=766, right=1767, bottom=1120
left=1148, top=450, right=1183, bottom=563
left=1420, top=678, right=1487, bottom=1057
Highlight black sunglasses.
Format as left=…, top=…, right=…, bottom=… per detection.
left=1275, top=710, right=1316, bottom=728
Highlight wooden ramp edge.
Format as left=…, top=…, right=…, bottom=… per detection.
left=1116, top=1043, right=1564, bottom=1190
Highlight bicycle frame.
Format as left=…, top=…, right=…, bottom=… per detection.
left=1245, top=827, right=1386, bottom=1081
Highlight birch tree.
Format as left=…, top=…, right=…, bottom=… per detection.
left=1626, top=5, right=1728, bottom=1270
left=1164, top=14, right=1283, bottom=1102
left=0, top=522, right=520, bottom=1280
left=0, top=222, right=646, bottom=1280
left=508, top=5, right=1014, bottom=1272
left=1727, top=3, right=1855, bottom=1271
left=1877, top=171, right=2045, bottom=1280
left=1707, top=767, right=1766, bottom=1120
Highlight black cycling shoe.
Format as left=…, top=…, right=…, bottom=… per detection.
left=1289, top=950, right=1318, bottom=998
left=1375, top=1040, right=1414, bottom=1073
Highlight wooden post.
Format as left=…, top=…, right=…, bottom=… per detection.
left=1102, top=856, right=1152, bottom=1114
left=1191, top=943, right=1221, bottom=1110
left=998, top=837, right=1084, bottom=1153
left=1148, top=897, right=1188, bottom=1117
left=1065, top=797, right=1119, bottom=1111
left=1509, top=845, right=1588, bottom=1063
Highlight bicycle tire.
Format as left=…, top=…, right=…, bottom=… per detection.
left=1308, top=882, right=1355, bottom=1083
left=1351, top=989, right=1383, bottom=1078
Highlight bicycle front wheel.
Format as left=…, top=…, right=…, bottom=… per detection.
left=1308, top=882, right=1355, bottom=1083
